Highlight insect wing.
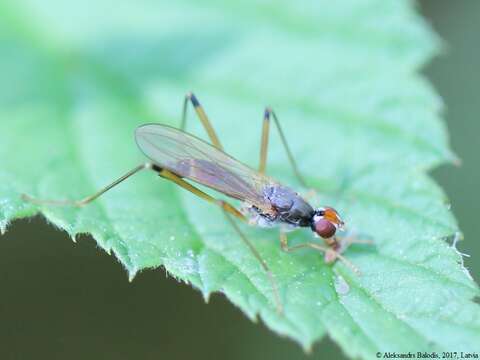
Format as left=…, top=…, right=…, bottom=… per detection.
left=135, top=124, right=272, bottom=209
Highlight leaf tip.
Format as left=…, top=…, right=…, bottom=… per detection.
left=442, top=147, right=462, bottom=167
left=0, top=220, right=8, bottom=235
left=128, top=268, right=138, bottom=282
left=302, top=343, right=313, bottom=355
left=202, top=291, right=211, bottom=303
left=451, top=154, right=462, bottom=167
left=447, top=231, right=477, bottom=282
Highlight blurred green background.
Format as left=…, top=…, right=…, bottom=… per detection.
left=0, top=1, right=478, bottom=359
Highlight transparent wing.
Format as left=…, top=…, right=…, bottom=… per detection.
left=135, top=124, right=275, bottom=210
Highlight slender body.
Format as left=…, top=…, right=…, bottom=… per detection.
left=23, top=92, right=367, bottom=314
left=135, top=124, right=345, bottom=249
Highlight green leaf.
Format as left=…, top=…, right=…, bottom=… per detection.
left=1, top=0, right=479, bottom=357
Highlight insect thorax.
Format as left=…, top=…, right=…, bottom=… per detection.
left=244, top=185, right=315, bottom=229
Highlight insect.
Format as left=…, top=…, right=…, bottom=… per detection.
left=23, top=92, right=369, bottom=313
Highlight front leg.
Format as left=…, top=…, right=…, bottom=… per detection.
left=279, top=231, right=360, bottom=274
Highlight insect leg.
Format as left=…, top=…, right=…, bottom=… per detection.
left=181, top=92, right=223, bottom=150
left=158, top=168, right=282, bottom=313
left=339, top=229, right=374, bottom=246
left=259, top=108, right=307, bottom=187
left=157, top=169, right=245, bottom=220
left=279, top=231, right=360, bottom=275
left=22, top=163, right=154, bottom=207
left=221, top=205, right=283, bottom=314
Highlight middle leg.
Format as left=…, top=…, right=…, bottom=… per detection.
left=159, top=168, right=283, bottom=313
left=259, top=107, right=307, bottom=187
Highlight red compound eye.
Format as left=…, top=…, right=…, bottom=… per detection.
left=314, top=218, right=337, bottom=238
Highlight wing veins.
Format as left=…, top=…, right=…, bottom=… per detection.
left=138, top=128, right=269, bottom=206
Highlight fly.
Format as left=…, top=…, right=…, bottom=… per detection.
left=22, top=92, right=370, bottom=313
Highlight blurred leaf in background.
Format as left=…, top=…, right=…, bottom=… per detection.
left=0, top=0, right=479, bottom=359
left=424, top=0, right=480, bottom=285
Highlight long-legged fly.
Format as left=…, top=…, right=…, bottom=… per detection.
left=23, top=92, right=370, bottom=313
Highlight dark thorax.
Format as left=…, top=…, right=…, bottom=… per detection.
left=249, top=185, right=314, bottom=228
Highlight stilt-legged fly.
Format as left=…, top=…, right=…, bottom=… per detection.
left=22, top=92, right=370, bottom=313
